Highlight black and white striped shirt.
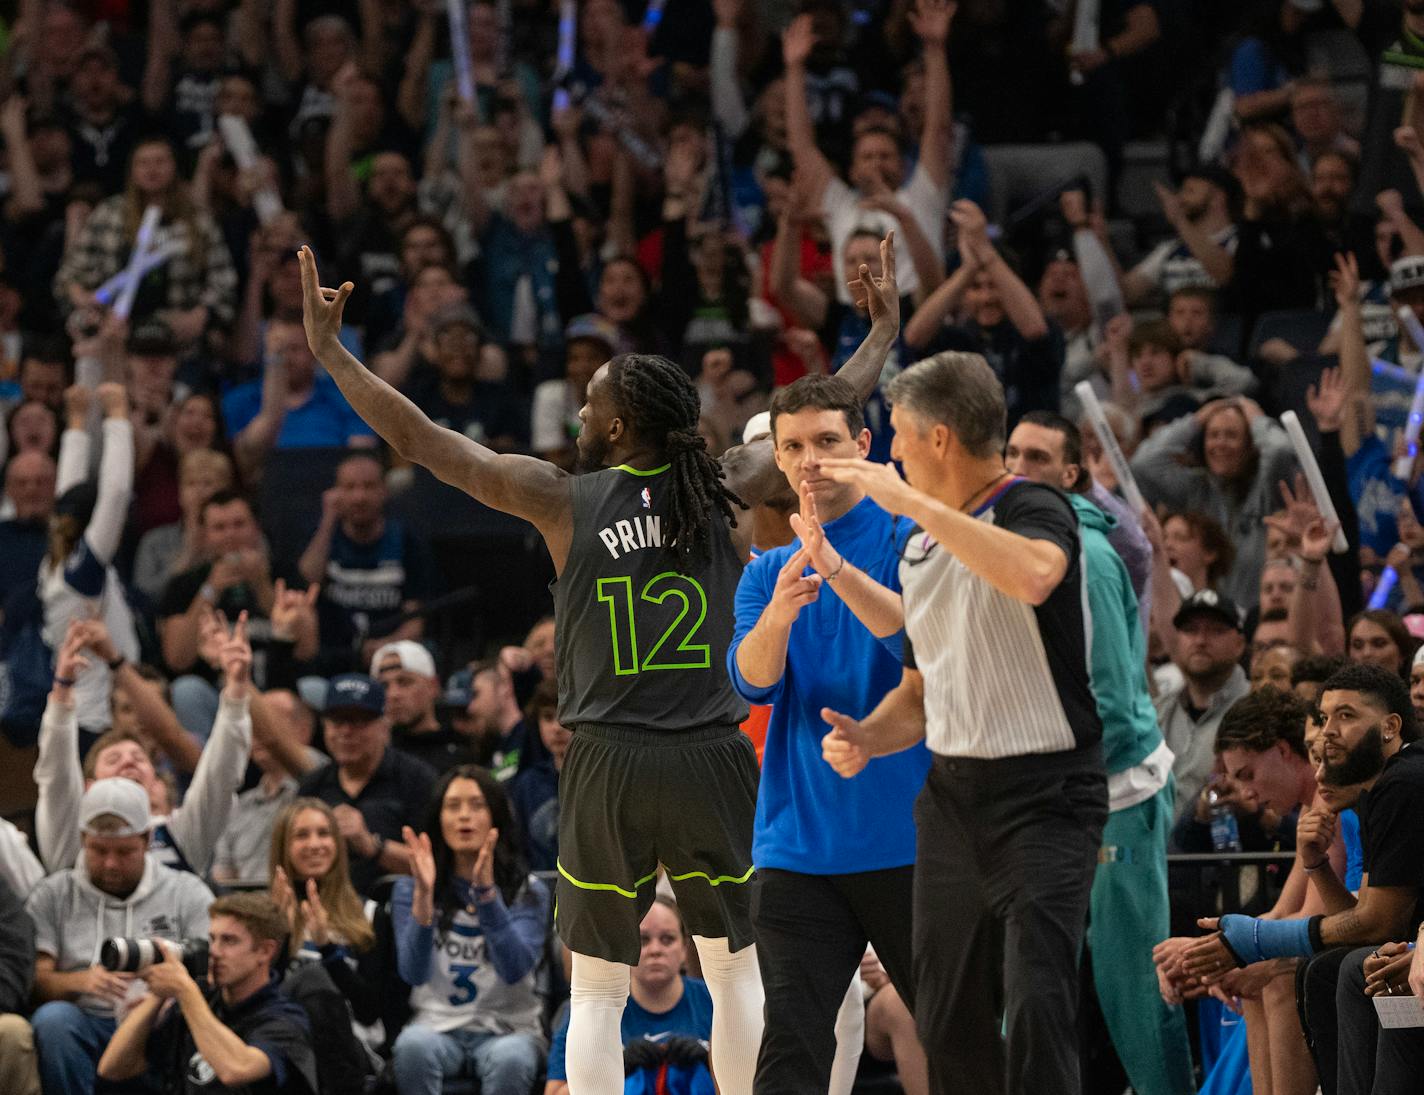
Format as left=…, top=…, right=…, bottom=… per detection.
left=901, top=479, right=1103, bottom=760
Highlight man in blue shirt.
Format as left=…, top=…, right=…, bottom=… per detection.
left=728, top=374, right=930, bottom=1092
left=223, top=320, right=375, bottom=451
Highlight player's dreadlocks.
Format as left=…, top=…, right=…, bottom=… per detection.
left=609, top=353, right=742, bottom=570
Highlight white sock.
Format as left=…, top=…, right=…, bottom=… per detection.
left=567, top=952, right=632, bottom=1095
left=828, top=971, right=865, bottom=1095
left=692, top=935, right=765, bottom=1095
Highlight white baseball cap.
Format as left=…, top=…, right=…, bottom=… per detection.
left=742, top=412, right=772, bottom=445
left=369, top=640, right=437, bottom=680
left=80, top=778, right=151, bottom=837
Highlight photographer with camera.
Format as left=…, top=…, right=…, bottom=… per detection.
left=99, top=893, right=318, bottom=1095
left=26, top=777, right=215, bottom=1095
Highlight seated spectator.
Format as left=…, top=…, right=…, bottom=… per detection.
left=28, top=778, right=215, bottom=1095
left=546, top=896, right=712, bottom=1095
left=0, top=816, right=43, bottom=898
left=297, top=673, right=434, bottom=895
left=904, top=200, right=1061, bottom=427
left=2, top=401, right=60, bottom=474
left=781, top=1, right=952, bottom=304
left=1178, top=665, right=1424, bottom=1093
left=0, top=451, right=54, bottom=603
left=1132, top=397, right=1295, bottom=607
left=531, top=314, right=620, bottom=468
left=1227, top=122, right=1333, bottom=324
left=133, top=448, right=235, bottom=606
left=1161, top=512, right=1234, bottom=598
left=223, top=318, right=376, bottom=482
left=1290, top=76, right=1360, bottom=169
left=0, top=876, right=38, bottom=1095
left=370, top=261, right=470, bottom=389
left=855, top=947, right=926, bottom=1095
left=392, top=766, right=550, bottom=1095
left=1346, top=608, right=1414, bottom=679
left=40, top=382, right=138, bottom=733
left=212, top=690, right=323, bottom=887
left=299, top=452, right=434, bottom=669
left=1251, top=643, right=1302, bottom=693
left=372, top=640, right=478, bottom=773
left=97, top=893, right=318, bottom=1094
left=2, top=340, right=68, bottom=417
left=464, top=659, right=530, bottom=782
left=402, top=303, right=527, bottom=451
left=55, top=135, right=237, bottom=344
left=509, top=677, right=569, bottom=872
left=36, top=615, right=251, bottom=876
left=1120, top=167, right=1240, bottom=308
left=268, top=798, right=383, bottom=1090
left=156, top=491, right=297, bottom=682
left=1156, top=590, right=1251, bottom=822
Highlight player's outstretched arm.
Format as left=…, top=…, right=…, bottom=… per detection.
left=298, top=247, right=571, bottom=543
left=721, top=240, right=900, bottom=514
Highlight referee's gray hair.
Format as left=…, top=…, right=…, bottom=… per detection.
left=886, top=351, right=1006, bottom=459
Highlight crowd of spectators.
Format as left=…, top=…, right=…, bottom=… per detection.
left=3, top=0, right=1424, bottom=1091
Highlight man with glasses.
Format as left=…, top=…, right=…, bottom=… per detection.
left=817, top=351, right=1107, bottom=1095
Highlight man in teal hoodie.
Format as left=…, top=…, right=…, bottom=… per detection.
left=1007, top=412, right=1195, bottom=1095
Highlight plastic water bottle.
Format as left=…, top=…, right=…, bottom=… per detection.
left=1207, top=788, right=1242, bottom=852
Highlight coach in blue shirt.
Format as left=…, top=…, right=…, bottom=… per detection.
left=728, top=374, right=930, bottom=1092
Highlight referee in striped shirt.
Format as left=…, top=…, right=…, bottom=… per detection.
left=817, top=350, right=1108, bottom=1095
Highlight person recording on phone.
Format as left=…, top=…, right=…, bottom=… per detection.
left=98, top=893, right=318, bottom=1095
left=26, top=778, right=215, bottom=1095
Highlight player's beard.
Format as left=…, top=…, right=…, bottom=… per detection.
left=1320, top=722, right=1388, bottom=787
left=575, top=431, right=610, bottom=474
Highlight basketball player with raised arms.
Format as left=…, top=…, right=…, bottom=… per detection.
left=298, top=238, right=899, bottom=1093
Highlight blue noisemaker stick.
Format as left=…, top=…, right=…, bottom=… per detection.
left=1370, top=566, right=1400, bottom=610
left=94, top=241, right=177, bottom=305
left=447, top=0, right=476, bottom=106
left=1394, top=305, right=1424, bottom=480
left=113, top=205, right=164, bottom=319
left=552, top=0, right=576, bottom=115
left=641, top=0, right=667, bottom=33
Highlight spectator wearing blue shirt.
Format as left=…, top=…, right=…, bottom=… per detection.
left=728, top=374, right=929, bottom=1091
left=546, top=897, right=715, bottom=1095
left=223, top=319, right=375, bottom=481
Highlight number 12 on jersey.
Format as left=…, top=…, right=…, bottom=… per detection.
left=596, top=572, right=710, bottom=675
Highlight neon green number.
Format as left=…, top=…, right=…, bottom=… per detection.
left=596, top=576, right=639, bottom=675
left=639, top=572, right=710, bottom=670
left=597, top=573, right=709, bottom=674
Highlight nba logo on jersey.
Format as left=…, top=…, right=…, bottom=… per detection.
left=640, top=487, right=651, bottom=509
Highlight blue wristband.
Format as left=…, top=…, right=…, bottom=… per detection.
left=1218, top=914, right=1315, bottom=965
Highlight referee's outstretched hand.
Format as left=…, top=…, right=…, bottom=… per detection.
left=822, top=708, right=871, bottom=778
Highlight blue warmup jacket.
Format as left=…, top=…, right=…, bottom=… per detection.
left=729, top=496, right=930, bottom=874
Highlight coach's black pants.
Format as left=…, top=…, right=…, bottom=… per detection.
left=751, top=864, right=916, bottom=1094
left=912, top=747, right=1106, bottom=1095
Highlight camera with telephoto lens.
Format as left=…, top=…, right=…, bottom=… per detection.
left=100, top=937, right=209, bottom=977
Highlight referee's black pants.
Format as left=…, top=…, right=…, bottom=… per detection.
left=912, top=747, right=1106, bottom=1095
left=751, top=865, right=916, bottom=1094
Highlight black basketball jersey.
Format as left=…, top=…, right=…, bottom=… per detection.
left=553, top=464, right=748, bottom=730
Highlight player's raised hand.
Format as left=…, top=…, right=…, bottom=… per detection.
left=821, top=708, right=871, bottom=778
left=298, top=245, right=353, bottom=356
